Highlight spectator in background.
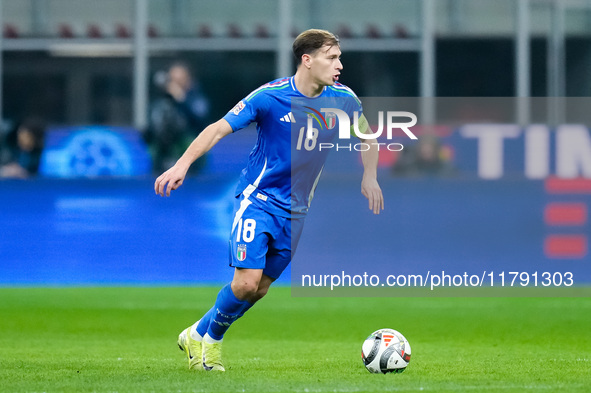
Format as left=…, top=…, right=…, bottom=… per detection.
left=391, top=135, right=455, bottom=177
left=146, top=62, right=210, bottom=175
left=0, top=119, right=45, bottom=179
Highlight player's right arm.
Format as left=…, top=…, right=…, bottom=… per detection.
left=154, top=118, right=233, bottom=197
left=155, top=85, right=264, bottom=197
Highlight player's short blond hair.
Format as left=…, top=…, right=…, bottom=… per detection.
left=292, top=29, right=340, bottom=66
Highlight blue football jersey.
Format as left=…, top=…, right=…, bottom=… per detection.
left=223, top=76, right=362, bottom=218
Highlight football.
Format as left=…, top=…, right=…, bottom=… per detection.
left=361, top=328, right=411, bottom=374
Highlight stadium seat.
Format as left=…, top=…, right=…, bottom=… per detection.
left=3, top=24, right=19, bottom=38
left=87, top=24, right=102, bottom=38
left=197, top=24, right=213, bottom=38
left=365, top=24, right=382, bottom=39
left=115, top=24, right=131, bottom=38
left=393, top=24, right=409, bottom=38
left=58, top=24, right=75, bottom=38
left=147, top=24, right=159, bottom=38
left=254, top=24, right=269, bottom=38
left=114, top=23, right=158, bottom=38
left=227, top=23, right=243, bottom=38
left=335, top=25, right=353, bottom=38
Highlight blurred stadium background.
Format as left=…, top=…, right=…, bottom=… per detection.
left=0, top=0, right=590, bottom=285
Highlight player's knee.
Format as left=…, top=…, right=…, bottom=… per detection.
left=232, top=280, right=259, bottom=300
left=253, top=286, right=269, bottom=302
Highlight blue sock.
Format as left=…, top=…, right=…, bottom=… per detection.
left=207, top=283, right=253, bottom=340
left=238, top=302, right=253, bottom=318
left=196, top=306, right=215, bottom=337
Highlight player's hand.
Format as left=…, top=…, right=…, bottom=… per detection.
left=361, top=176, right=384, bottom=215
left=154, top=162, right=189, bottom=197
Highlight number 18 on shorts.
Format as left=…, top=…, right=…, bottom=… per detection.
left=229, top=197, right=304, bottom=280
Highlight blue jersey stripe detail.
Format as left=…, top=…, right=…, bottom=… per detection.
left=245, top=79, right=291, bottom=102
left=328, top=84, right=361, bottom=105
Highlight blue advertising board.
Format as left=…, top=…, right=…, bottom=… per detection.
left=39, top=126, right=152, bottom=177
left=0, top=123, right=589, bottom=286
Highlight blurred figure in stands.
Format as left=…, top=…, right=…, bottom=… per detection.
left=391, top=135, right=455, bottom=177
left=0, top=118, right=45, bottom=179
left=146, top=62, right=210, bottom=174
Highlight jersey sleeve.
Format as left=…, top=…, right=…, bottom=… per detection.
left=342, top=89, right=364, bottom=136
left=346, top=92, right=363, bottom=120
left=344, top=91, right=363, bottom=136
left=223, top=89, right=269, bottom=132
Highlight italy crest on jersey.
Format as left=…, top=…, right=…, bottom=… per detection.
left=326, top=113, right=337, bottom=129
left=237, top=244, right=247, bottom=261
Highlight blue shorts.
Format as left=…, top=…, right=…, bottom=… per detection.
left=229, top=195, right=305, bottom=280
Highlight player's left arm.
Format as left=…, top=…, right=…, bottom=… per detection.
left=355, top=114, right=384, bottom=215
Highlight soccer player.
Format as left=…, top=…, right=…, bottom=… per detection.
left=154, top=29, right=383, bottom=372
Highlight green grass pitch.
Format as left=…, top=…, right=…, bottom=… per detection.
left=0, top=287, right=589, bottom=392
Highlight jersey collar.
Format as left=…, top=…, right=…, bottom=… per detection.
left=290, top=76, right=328, bottom=96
